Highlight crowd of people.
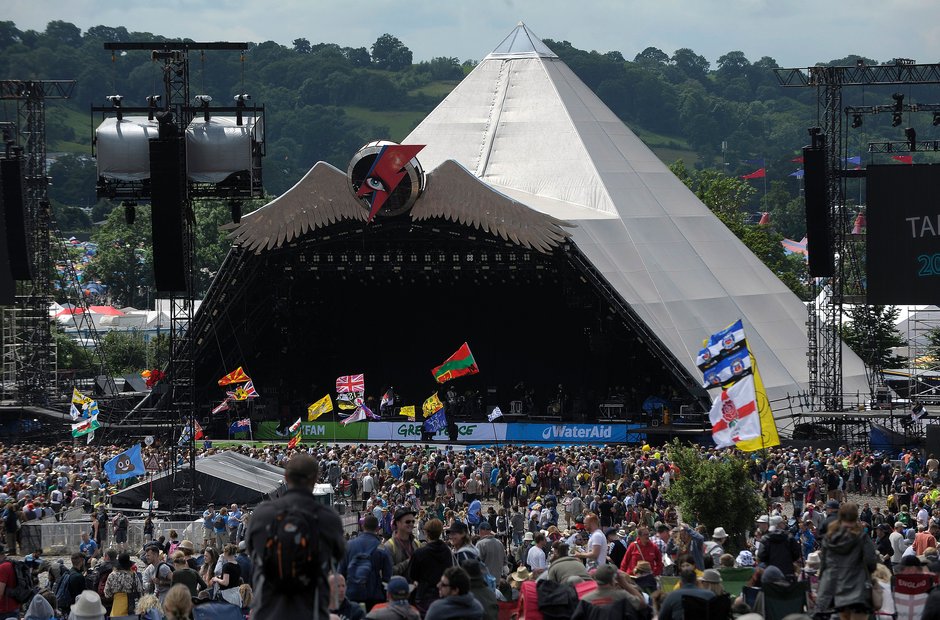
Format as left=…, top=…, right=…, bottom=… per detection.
left=0, top=440, right=940, bottom=619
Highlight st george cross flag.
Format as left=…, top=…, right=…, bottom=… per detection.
left=709, top=374, right=761, bottom=448
left=423, top=393, right=444, bottom=418
left=487, top=407, right=504, bottom=422
left=103, top=444, right=146, bottom=483
left=288, top=417, right=302, bottom=434
left=336, top=374, right=365, bottom=394
left=71, top=415, right=100, bottom=437
left=432, top=343, right=479, bottom=383
left=211, top=398, right=231, bottom=415
left=424, top=409, right=447, bottom=433
left=308, top=395, right=333, bottom=421
left=218, top=367, right=250, bottom=386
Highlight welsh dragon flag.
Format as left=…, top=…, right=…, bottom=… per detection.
left=432, top=342, right=479, bottom=383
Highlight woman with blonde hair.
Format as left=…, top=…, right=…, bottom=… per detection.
left=816, top=502, right=878, bottom=620
left=134, top=594, right=162, bottom=620
left=162, top=584, right=193, bottom=620
left=871, top=563, right=895, bottom=618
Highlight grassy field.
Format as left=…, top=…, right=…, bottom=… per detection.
left=343, top=106, right=427, bottom=142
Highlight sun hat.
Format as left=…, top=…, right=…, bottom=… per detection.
left=735, top=550, right=755, bottom=567
left=712, top=527, right=728, bottom=540
left=71, top=591, right=107, bottom=618
left=630, top=561, right=652, bottom=576
left=510, top=566, right=531, bottom=582
left=701, top=569, right=722, bottom=584
left=523, top=531, right=534, bottom=542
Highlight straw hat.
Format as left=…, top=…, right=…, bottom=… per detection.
left=510, top=566, right=531, bottom=582
left=630, top=561, right=653, bottom=577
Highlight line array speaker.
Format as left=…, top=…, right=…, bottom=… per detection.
left=803, top=145, right=833, bottom=277
left=149, top=137, right=187, bottom=293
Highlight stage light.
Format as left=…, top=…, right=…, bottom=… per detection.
left=892, top=93, right=904, bottom=127
left=106, top=95, right=123, bottom=121
left=906, top=127, right=917, bottom=151
left=146, top=95, right=161, bottom=121
left=194, top=94, right=212, bottom=122
left=851, top=114, right=862, bottom=129
left=234, top=93, right=251, bottom=125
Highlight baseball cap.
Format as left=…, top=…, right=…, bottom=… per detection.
left=825, top=499, right=840, bottom=510
left=604, top=527, right=620, bottom=538
left=387, top=575, right=409, bottom=597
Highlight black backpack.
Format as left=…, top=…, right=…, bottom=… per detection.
left=5, top=560, right=36, bottom=605
left=260, top=503, right=321, bottom=591
left=345, top=540, right=380, bottom=601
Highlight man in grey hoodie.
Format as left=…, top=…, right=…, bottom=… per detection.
left=424, top=566, right=484, bottom=620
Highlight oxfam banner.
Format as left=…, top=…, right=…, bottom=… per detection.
left=506, top=423, right=628, bottom=443
left=367, top=422, right=506, bottom=442
left=256, top=421, right=370, bottom=441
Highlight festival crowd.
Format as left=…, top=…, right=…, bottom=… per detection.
left=0, top=440, right=939, bottom=619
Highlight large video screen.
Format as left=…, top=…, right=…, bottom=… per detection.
left=867, top=164, right=940, bottom=304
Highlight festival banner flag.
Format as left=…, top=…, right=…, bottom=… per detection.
left=337, top=392, right=362, bottom=410
left=211, top=398, right=231, bottom=415
left=487, top=406, right=504, bottom=422
left=288, top=417, right=302, bottom=434
left=791, top=156, right=805, bottom=163
left=103, top=444, right=146, bottom=483
left=194, top=420, right=204, bottom=441
left=72, top=387, right=92, bottom=406
left=424, top=409, right=447, bottom=433
left=743, top=158, right=765, bottom=167
left=287, top=430, right=302, bottom=449
left=69, top=403, right=81, bottom=421
left=381, top=389, right=394, bottom=408
left=83, top=400, right=100, bottom=419
left=432, top=342, right=479, bottom=383
left=845, top=155, right=862, bottom=166
left=709, top=374, right=761, bottom=448
left=308, top=395, right=333, bottom=421
left=912, top=403, right=928, bottom=421
left=230, top=418, right=251, bottom=434
left=789, top=169, right=804, bottom=178
left=336, top=374, right=365, bottom=394
left=341, top=407, right=369, bottom=426
left=893, top=155, right=913, bottom=164
left=701, top=346, right=752, bottom=388
left=696, top=319, right=747, bottom=371
left=218, top=367, right=250, bottom=386
left=422, top=393, right=445, bottom=418
left=71, top=415, right=99, bottom=437
left=399, top=405, right=416, bottom=419
left=87, top=431, right=95, bottom=444
left=734, top=357, right=781, bottom=451
left=741, top=167, right=766, bottom=179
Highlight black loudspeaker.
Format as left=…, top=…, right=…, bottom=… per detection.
left=149, top=137, right=187, bottom=293
left=0, top=167, right=13, bottom=306
left=0, top=157, right=32, bottom=282
left=803, top=145, right=833, bottom=277
left=927, top=425, right=940, bottom=459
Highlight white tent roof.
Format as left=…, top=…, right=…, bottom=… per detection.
left=405, top=22, right=868, bottom=403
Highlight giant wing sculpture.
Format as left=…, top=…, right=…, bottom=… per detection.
left=227, top=162, right=365, bottom=252
left=411, top=159, right=573, bottom=253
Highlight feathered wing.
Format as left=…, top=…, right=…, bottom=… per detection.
left=410, top=160, right=573, bottom=253
left=226, top=161, right=366, bottom=252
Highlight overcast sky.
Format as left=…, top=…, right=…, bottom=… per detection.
left=8, top=0, right=940, bottom=68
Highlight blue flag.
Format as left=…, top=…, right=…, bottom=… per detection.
left=103, top=444, right=146, bottom=483
left=424, top=409, right=447, bottom=433
left=789, top=169, right=804, bottom=178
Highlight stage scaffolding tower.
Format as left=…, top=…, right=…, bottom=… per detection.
left=775, top=60, right=940, bottom=412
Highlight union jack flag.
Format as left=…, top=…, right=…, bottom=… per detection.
left=336, top=374, right=365, bottom=394
left=227, top=380, right=259, bottom=401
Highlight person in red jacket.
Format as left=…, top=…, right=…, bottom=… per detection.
left=619, top=526, right=664, bottom=576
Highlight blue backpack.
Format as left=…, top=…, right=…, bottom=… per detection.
left=345, top=541, right=380, bottom=601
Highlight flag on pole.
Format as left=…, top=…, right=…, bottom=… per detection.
left=741, top=167, right=766, bottom=179
left=337, top=392, right=362, bottom=410
left=424, top=409, right=447, bottom=433
left=912, top=403, right=928, bottom=421
left=399, top=405, right=416, bottom=420
left=193, top=420, right=204, bottom=441
left=487, top=406, right=504, bottom=422
left=341, top=407, right=369, bottom=426
left=789, top=169, right=804, bottom=178
left=432, top=343, right=479, bottom=383
left=103, top=444, right=146, bottom=483
left=734, top=357, right=781, bottom=451
left=71, top=415, right=99, bottom=437
left=709, top=375, right=761, bottom=448
left=229, top=418, right=251, bottom=434
left=288, top=429, right=302, bottom=449
left=892, top=155, right=913, bottom=164
left=211, top=398, right=231, bottom=415
left=72, top=387, right=92, bottom=406
left=308, top=395, right=333, bottom=421
left=87, top=431, right=95, bottom=444
left=83, top=400, right=100, bottom=419
left=227, top=380, right=259, bottom=401
left=218, top=367, right=250, bottom=386
left=69, top=403, right=81, bottom=421
left=422, top=393, right=445, bottom=418
left=791, top=156, right=804, bottom=163
left=381, top=389, right=394, bottom=408
left=288, top=417, right=302, bottom=434
left=336, top=374, right=365, bottom=393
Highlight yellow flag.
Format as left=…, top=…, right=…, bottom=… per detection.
left=308, top=394, right=333, bottom=421
left=735, top=355, right=780, bottom=451
left=72, top=387, right=92, bottom=405
left=422, top=393, right=444, bottom=418
left=399, top=405, right=416, bottom=418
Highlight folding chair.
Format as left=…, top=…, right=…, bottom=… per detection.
left=741, top=585, right=760, bottom=609
left=682, top=593, right=732, bottom=620
left=717, top=567, right=755, bottom=597
left=892, top=572, right=937, bottom=620
left=761, top=581, right=808, bottom=620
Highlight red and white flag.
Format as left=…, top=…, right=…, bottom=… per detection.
left=336, top=374, right=365, bottom=394
left=709, top=375, right=761, bottom=448
left=212, top=398, right=231, bottom=415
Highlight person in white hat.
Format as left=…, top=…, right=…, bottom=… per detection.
left=69, top=591, right=107, bottom=620
left=705, top=527, right=728, bottom=566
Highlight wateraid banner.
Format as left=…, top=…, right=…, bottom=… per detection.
left=505, top=423, right=630, bottom=443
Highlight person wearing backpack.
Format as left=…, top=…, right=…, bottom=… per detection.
left=340, top=514, right=393, bottom=611
left=247, top=453, right=345, bottom=620
left=0, top=544, right=23, bottom=619
left=55, top=552, right=87, bottom=615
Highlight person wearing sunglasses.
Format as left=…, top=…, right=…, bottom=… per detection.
left=385, top=507, right=422, bottom=576
left=424, top=566, right=483, bottom=620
